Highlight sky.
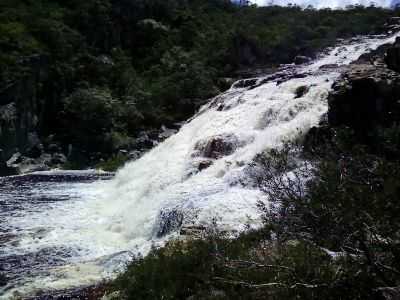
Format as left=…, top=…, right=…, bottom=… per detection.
left=251, top=0, right=395, bottom=8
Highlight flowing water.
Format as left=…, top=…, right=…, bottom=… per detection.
left=1, top=33, right=400, bottom=299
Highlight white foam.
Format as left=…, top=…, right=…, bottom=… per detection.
left=2, top=33, right=400, bottom=298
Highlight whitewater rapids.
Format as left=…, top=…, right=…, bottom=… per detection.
left=1, top=32, right=400, bottom=298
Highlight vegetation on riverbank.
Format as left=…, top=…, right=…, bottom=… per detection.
left=1, top=0, right=399, bottom=169
left=109, top=124, right=400, bottom=300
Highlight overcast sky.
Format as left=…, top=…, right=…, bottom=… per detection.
left=251, top=0, right=393, bottom=8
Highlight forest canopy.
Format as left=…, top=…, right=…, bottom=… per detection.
left=0, top=0, right=398, bottom=166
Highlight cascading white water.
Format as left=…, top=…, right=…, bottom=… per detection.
left=98, top=33, right=400, bottom=242
left=2, top=33, right=400, bottom=298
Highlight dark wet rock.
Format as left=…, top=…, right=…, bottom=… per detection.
left=128, top=150, right=142, bottom=160
left=294, top=85, right=310, bottom=98
left=197, top=159, right=214, bottom=171
left=385, top=37, right=400, bottom=72
left=193, top=134, right=239, bottom=160
left=232, top=78, right=258, bottom=89
left=12, top=159, right=50, bottom=174
left=384, top=16, right=400, bottom=31
left=385, top=16, right=400, bottom=26
left=294, top=55, right=312, bottom=65
left=156, top=209, right=184, bottom=238
left=133, top=131, right=158, bottom=150
left=319, top=64, right=339, bottom=70
left=3, top=152, right=68, bottom=174
left=159, top=125, right=178, bottom=140
left=328, top=63, right=400, bottom=137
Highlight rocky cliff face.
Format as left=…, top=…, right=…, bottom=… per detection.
left=0, top=55, right=46, bottom=158
left=328, top=63, right=400, bottom=136
left=306, top=35, right=400, bottom=150
left=0, top=55, right=69, bottom=175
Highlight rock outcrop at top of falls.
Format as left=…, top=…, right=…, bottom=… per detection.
left=305, top=37, right=400, bottom=151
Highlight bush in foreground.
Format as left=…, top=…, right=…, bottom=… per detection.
left=111, top=126, right=400, bottom=300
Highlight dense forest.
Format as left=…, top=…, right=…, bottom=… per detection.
left=0, top=0, right=398, bottom=171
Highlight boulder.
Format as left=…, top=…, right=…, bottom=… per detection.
left=232, top=78, right=258, bottom=89
left=193, top=134, right=239, bottom=160
left=384, top=16, right=400, bottom=31
left=328, top=63, right=400, bottom=137
left=8, top=157, right=50, bottom=174
left=294, top=55, right=312, bottom=65
left=294, top=85, right=310, bottom=98
left=197, top=159, right=214, bottom=171
left=2, top=151, right=65, bottom=175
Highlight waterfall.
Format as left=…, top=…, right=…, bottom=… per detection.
left=2, top=32, right=400, bottom=298
left=99, top=33, right=400, bottom=244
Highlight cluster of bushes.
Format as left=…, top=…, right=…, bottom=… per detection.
left=0, top=0, right=398, bottom=165
left=109, top=125, right=400, bottom=299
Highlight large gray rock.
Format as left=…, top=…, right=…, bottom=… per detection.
left=294, top=55, right=312, bottom=65
left=328, top=63, right=400, bottom=136
left=6, top=154, right=50, bottom=174
left=385, top=37, right=400, bottom=72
